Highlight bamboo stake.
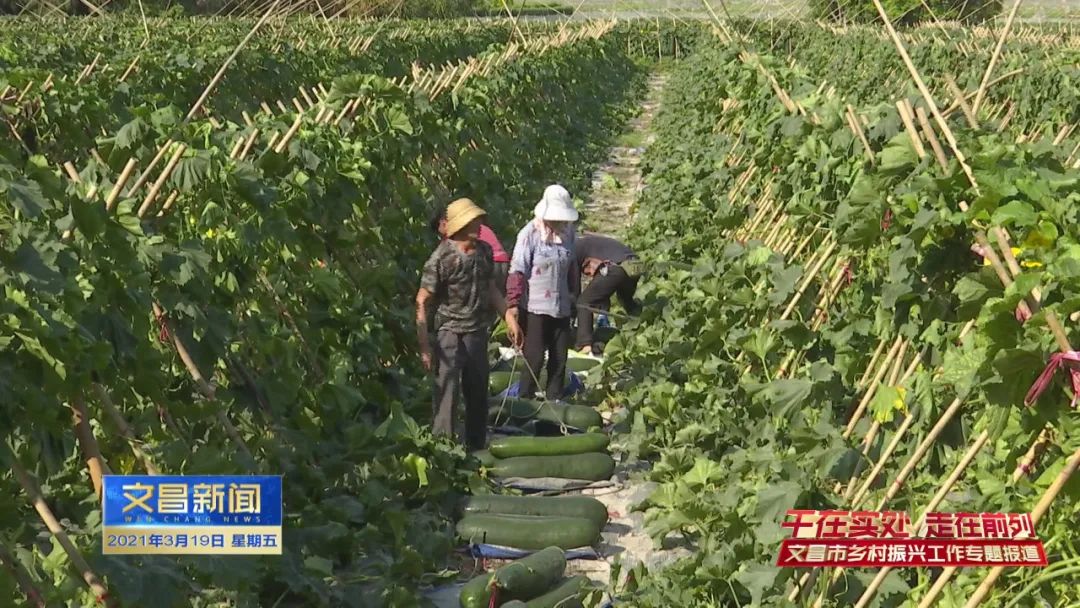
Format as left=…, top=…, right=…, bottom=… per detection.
left=0, top=542, right=46, bottom=608
left=963, top=448, right=1080, bottom=607
left=184, top=1, right=280, bottom=124
left=137, top=143, right=186, bottom=217
left=93, top=384, right=160, bottom=475
left=810, top=261, right=849, bottom=328
left=125, top=139, right=174, bottom=197
left=274, top=113, right=305, bottom=154
left=869, top=0, right=979, bottom=191
left=155, top=191, right=180, bottom=217
left=74, top=53, right=102, bottom=86
left=945, top=75, right=979, bottom=129
left=71, top=393, right=110, bottom=498
left=854, top=431, right=990, bottom=608
left=104, top=158, right=138, bottom=213
left=916, top=107, right=950, bottom=170
left=877, top=395, right=965, bottom=511
left=843, top=351, right=922, bottom=500
left=835, top=344, right=909, bottom=494
left=846, top=105, right=875, bottom=162
left=238, top=129, right=261, bottom=159
left=896, top=99, right=927, bottom=161
left=844, top=337, right=904, bottom=438
left=972, top=0, right=1023, bottom=115
left=151, top=302, right=254, bottom=461
left=119, top=55, right=141, bottom=82
left=857, top=337, right=890, bottom=389
left=5, top=445, right=113, bottom=606
left=779, top=239, right=837, bottom=322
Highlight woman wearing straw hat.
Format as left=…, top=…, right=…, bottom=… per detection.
left=416, top=198, right=520, bottom=450
left=505, top=184, right=580, bottom=400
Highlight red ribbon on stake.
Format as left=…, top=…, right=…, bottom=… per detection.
left=880, top=208, right=893, bottom=231
left=154, top=310, right=170, bottom=344
left=1024, top=351, right=1080, bottom=409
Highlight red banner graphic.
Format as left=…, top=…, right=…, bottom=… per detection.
left=776, top=539, right=1047, bottom=568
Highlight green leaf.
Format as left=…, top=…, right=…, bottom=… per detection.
left=734, top=562, right=780, bottom=607
left=1002, top=272, right=1042, bottom=308
left=304, top=555, right=334, bottom=576
left=386, top=107, right=414, bottom=134
left=991, top=200, right=1037, bottom=227
left=868, top=385, right=906, bottom=424
left=953, top=276, right=989, bottom=303
left=753, top=379, right=812, bottom=418
left=71, top=197, right=106, bottom=238
left=115, top=117, right=147, bottom=149
left=754, top=481, right=802, bottom=523
left=746, top=245, right=772, bottom=267
left=403, top=453, right=429, bottom=488
left=681, top=457, right=723, bottom=488
left=878, top=134, right=916, bottom=172
left=15, top=330, right=65, bottom=380
left=739, top=328, right=776, bottom=361
left=2, top=177, right=51, bottom=218
left=768, top=266, right=802, bottom=306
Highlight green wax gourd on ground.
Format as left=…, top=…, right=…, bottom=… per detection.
left=463, top=494, right=609, bottom=527
left=502, top=575, right=589, bottom=608
left=458, top=546, right=567, bottom=608
left=456, top=514, right=601, bottom=550
left=471, top=449, right=497, bottom=467
left=490, top=371, right=516, bottom=395
left=488, top=453, right=615, bottom=481
left=489, top=433, right=609, bottom=458
left=566, top=357, right=600, bottom=373
left=488, top=397, right=603, bottom=430
left=504, top=355, right=598, bottom=375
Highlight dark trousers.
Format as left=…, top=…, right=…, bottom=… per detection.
left=433, top=329, right=489, bottom=450
left=576, top=264, right=640, bottom=348
left=519, top=313, right=571, bottom=400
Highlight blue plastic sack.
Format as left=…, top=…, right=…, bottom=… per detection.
left=464, top=543, right=600, bottom=561
left=498, top=371, right=584, bottom=399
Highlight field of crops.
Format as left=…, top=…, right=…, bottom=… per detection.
left=1, top=7, right=1078, bottom=608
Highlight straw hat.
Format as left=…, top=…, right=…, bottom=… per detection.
left=533, top=185, right=578, bottom=222
left=445, top=198, right=486, bottom=237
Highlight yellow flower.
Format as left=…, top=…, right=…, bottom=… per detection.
left=205, top=228, right=215, bottom=238
left=981, top=247, right=1041, bottom=269
left=893, top=386, right=908, bottom=415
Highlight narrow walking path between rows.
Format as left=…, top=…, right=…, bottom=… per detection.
left=566, top=71, right=698, bottom=596
left=427, top=71, right=674, bottom=608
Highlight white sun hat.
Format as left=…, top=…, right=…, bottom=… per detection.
left=533, top=184, right=579, bottom=222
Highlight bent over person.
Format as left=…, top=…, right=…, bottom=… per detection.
left=575, top=232, right=642, bottom=354
left=416, top=198, right=520, bottom=450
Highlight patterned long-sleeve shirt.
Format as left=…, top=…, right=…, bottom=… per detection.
left=506, top=221, right=578, bottom=318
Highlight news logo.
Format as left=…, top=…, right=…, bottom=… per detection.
left=102, top=475, right=282, bottom=555
left=776, top=510, right=1047, bottom=567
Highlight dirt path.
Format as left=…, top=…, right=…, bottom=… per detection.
left=566, top=72, right=693, bottom=596
left=426, top=72, right=672, bottom=608
left=580, top=72, right=666, bottom=238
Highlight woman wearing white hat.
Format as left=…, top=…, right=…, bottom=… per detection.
left=505, top=184, right=580, bottom=399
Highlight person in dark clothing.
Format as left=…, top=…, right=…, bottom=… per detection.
left=430, top=204, right=511, bottom=297
left=417, top=198, right=520, bottom=450
left=575, top=232, right=643, bottom=354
